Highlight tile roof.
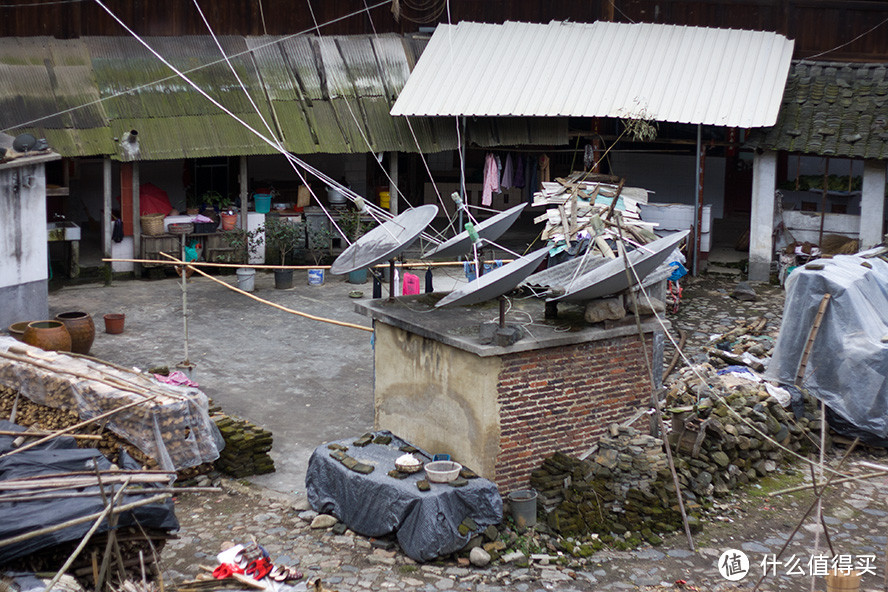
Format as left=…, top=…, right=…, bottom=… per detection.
left=749, top=61, right=888, bottom=159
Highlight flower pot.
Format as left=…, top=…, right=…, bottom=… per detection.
left=220, top=211, right=238, bottom=231
left=103, top=313, right=125, bottom=334
left=307, top=268, right=325, bottom=285
left=7, top=321, right=30, bottom=342
left=348, top=269, right=368, bottom=284
left=274, top=269, right=294, bottom=289
left=54, top=311, right=95, bottom=354
left=236, top=267, right=256, bottom=292
left=23, top=320, right=72, bottom=352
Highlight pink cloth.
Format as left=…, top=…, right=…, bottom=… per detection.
left=402, top=272, right=420, bottom=295
left=482, top=153, right=500, bottom=206
left=501, top=153, right=514, bottom=189
left=153, top=370, right=198, bottom=387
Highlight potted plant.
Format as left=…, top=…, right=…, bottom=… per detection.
left=264, top=216, right=305, bottom=289
left=338, top=208, right=377, bottom=284
left=223, top=226, right=264, bottom=292
left=305, top=223, right=332, bottom=285
left=202, top=190, right=237, bottom=229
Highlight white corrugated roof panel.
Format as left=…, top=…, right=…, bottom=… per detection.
left=391, top=20, right=794, bottom=128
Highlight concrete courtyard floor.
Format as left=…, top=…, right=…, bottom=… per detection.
left=43, top=271, right=888, bottom=591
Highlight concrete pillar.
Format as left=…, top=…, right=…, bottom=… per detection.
left=389, top=152, right=399, bottom=215
left=132, top=162, right=141, bottom=275
left=102, top=157, right=112, bottom=260
left=860, top=160, right=886, bottom=249
left=748, top=150, right=777, bottom=282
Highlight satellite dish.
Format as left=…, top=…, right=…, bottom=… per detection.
left=436, top=247, right=549, bottom=308
left=330, top=205, right=438, bottom=275
left=549, top=231, right=689, bottom=302
left=12, top=134, right=36, bottom=153
left=422, top=203, right=527, bottom=259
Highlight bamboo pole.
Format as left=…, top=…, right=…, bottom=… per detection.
left=0, top=486, right=221, bottom=504
left=157, top=252, right=373, bottom=333
left=768, top=470, right=888, bottom=496
left=0, top=430, right=102, bottom=440
left=0, top=492, right=170, bottom=549
left=42, top=478, right=134, bottom=592
left=0, top=395, right=156, bottom=459
left=103, top=258, right=513, bottom=270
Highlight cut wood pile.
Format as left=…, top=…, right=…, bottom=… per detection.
left=211, top=412, right=274, bottom=477
left=0, top=337, right=221, bottom=471
left=532, top=172, right=659, bottom=250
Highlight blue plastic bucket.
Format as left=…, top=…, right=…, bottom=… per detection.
left=254, top=193, right=272, bottom=214
left=308, top=268, right=325, bottom=285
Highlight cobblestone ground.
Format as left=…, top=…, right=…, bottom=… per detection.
left=164, top=277, right=888, bottom=592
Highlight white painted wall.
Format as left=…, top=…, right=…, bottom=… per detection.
left=749, top=150, right=777, bottom=282
left=0, top=162, right=49, bottom=289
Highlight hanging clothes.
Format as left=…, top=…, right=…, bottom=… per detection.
left=501, top=153, right=514, bottom=189
left=539, top=154, right=550, bottom=185
left=513, top=155, right=525, bottom=188
left=482, top=152, right=500, bottom=206
left=525, top=154, right=539, bottom=204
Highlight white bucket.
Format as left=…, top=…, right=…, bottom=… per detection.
left=236, top=268, right=255, bottom=292
left=326, top=187, right=346, bottom=207
left=308, top=268, right=325, bottom=285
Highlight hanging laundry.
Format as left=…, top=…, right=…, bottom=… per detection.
left=539, top=154, right=550, bottom=185
left=583, top=144, right=594, bottom=171
left=501, top=153, right=514, bottom=189
left=513, top=155, right=525, bottom=188
left=482, top=152, right=500, bottom=206
left=525, top=154, right=539, bottom=204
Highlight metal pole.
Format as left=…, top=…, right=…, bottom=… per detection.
left=181, top=234, right=189, bottom=364
left=459, top=116, right=466, bottom=233
left=692, top=124, right=701, bottom=276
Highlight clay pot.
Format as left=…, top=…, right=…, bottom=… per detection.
left=220, top=212, right=238, bottom=231
left=103, top=313, right=125, bottom=334
left=54, top=311, right=95, bottom=354
left=23, top=320, right=72, bottom=352
left=7, top=321, right=30, bottom=342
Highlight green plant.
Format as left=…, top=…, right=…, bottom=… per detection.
left=222, top=226, right=264, bottom=264
left=264, top=217, right=305, bottom=265
left=305, top=223, right=332, bottom=266
left=201, top=190, right=233, bottom=212
left=337, top=208, right=376, bottom=242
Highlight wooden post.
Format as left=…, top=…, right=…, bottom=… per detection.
left=132, top=162, right=141, bottom=276
left=102, top=158, right=112, bottom=261
left=389, top=152, right=399, bottom=215
left=239, top=155, right=248, bottom=231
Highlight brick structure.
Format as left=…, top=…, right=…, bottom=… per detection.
left=357, top=296, right=663, bottom=495
left=496, top=335, right=653, bottom=493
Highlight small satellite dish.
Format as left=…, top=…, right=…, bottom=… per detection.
left=330, top=204, right=438, bottom=275
left=12, top=133, right=37, bottom=153
left=549, top=231, right=689, bottom=302
left=436, top=247, right=549, bottom=308
left=422, top=203, right=527, bottom=259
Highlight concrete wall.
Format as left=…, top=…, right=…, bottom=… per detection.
left=374, top=322, right=504, bottom=480
left=0, top=161, right=49, bottom=328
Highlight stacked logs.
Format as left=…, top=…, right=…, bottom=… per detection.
left=211, top=414, right=274, bottom=477
left=0, top=341, right=221, bottom=470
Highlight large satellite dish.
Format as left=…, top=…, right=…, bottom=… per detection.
left=549, top=231, right=689, bottom=302
left=422, top=203, right=527, bottom=259
left=330, top=205, right=438, bottom=275
left=436, top=247, right=549, bottom=308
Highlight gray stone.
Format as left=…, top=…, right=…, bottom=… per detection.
left=584, top=297, right=625, bottom=323
left=470, top=547, right=491, bottom=567
left=434, top=578, right=455, bottom=590
left=310, top=514, right=338, bottom=529
left=628, top=296, right=666, bottom=315
left=731, top=281, right=757, bottom=301
left=635, top=549, right=665, bottom=560
left=741, top=542, right=770, bottom=553
left=298, top=510, right=318, bottom=522
left=501, top=550, right=526, bottom=563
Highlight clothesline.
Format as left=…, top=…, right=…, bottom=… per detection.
left=482, top=151, right=550, bottom=207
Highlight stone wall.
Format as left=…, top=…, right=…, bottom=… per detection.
left=496, top=334, right=653, bottom=493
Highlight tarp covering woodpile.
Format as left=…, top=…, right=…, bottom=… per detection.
left=0, top=337, right=223, bottom=470
left=766, top=252, right=888, bottom=445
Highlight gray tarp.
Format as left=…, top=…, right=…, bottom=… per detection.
left=766, top=255, right=888, bottom=440
left=305, top=431, right=502, bottom=562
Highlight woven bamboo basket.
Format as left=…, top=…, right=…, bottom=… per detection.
left=141, top=213, right=165, bottom=236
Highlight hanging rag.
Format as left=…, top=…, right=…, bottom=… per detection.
left=526, top=154, right=539, bottom=204
left=513, top=155, right=525, bottom=188
left=482, top=153, right=500, bottom=206
left=539, top=154, right=550, bottom=184
left=583, top=144, right=595, bottom=171
left=501, top=153, right=514, bottom=189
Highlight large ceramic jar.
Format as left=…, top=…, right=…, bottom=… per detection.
left=23, top=320, right=72, bottom=352
left=54, top=311, right=95, bottom=354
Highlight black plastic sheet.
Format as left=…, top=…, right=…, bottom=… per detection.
left=0, top=421, right=178, bottom=565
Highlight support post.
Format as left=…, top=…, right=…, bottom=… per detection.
left=239, top=155, right=248, bottom=230
left=860, top=160, right=887, bottom=249
left=748, top=150, right=778, bottom=282
left=388, top=152, right=399, bottom=216
left=102, top=158, right=112, bottom=261
left=132, top=162, right=141, bottom=276
left=692, top=124, right=702, bottom=276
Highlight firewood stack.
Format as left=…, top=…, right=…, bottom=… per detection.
left=532, top=172, right=659, bottom=253
left=0, top=338, right=221, bottom=471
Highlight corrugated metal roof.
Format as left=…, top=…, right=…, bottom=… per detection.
left=391, top=21, right=795, bottom=128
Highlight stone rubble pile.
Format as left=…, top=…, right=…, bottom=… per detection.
left=211, top=412, right=275, bottom=477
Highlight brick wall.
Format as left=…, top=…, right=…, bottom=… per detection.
left=495, top=333, right=654, bottom=493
